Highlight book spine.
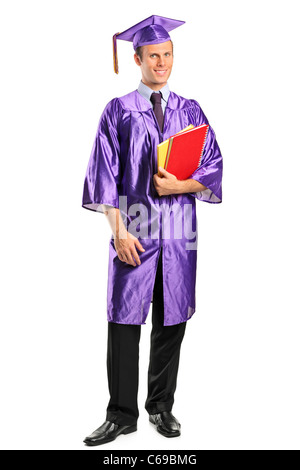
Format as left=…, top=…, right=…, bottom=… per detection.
left=198, top=125, right=209, bottom=167
left=165, top=138, right=173, bottom=170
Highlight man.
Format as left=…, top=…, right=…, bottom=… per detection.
left=82, top=15, right=223, bottom=446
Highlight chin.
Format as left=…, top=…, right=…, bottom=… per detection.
left=152, top=73, right=170, bottom=83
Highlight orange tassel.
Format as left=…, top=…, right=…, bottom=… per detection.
left=113, top=33, right=120, bottom=74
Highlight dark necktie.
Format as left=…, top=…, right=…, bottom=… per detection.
left=150, top=91, right=164, bottom=133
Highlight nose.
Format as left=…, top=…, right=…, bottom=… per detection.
left=157, top=56, right=165, bottom=67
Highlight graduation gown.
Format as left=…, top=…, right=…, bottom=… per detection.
left=82, top=89, right=223, bottom=326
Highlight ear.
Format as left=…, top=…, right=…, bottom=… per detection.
left=134, top=53, right=141, bottom=66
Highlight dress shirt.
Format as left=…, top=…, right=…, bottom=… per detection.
left=137, top=80, right=170, bottom=115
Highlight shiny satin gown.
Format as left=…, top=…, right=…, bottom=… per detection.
left=82, top=89, right=223, bottom=326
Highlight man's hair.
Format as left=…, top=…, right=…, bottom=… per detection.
left=135, top=40, right=173, bottom=62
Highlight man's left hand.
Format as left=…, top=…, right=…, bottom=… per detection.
left=153, top=167, right=181, bottom=196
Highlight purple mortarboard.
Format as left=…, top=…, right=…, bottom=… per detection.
left=113, top=15, right=185, bottom=74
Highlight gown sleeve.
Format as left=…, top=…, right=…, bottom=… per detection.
left=187, top=99, right=223, bottom=203
left=82, top=98, right=123, bottom=214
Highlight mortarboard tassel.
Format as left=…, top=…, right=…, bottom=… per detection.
left=113, top=33, right=120, bottom=74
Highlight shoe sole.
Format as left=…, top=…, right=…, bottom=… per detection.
left=83, top=424, right=137, bottom=446
left=149, top=416, right=181, bottom=438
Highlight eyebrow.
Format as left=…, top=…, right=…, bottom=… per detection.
left=148, top=51, right=172, bottom=55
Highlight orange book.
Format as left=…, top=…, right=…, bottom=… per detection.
left=164, top=124, right=209, bottom=180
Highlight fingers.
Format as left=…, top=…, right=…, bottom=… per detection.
left=117, top=248, right=135, bottom=267
left=118, top=243, right=145, bottom=267
left=118, top=252, right=126, bottom=263
left=135, top=239, right=145, bottom=253
left=131, top=246, right=141, bottom=266
left=127, top=250, right=138, bottom=267
left=124, top=249, right=137, bottom=267
left=153, top=174, right=160, bottom=185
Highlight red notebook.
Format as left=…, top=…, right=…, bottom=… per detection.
left=164, top=124, right=209, bottom=180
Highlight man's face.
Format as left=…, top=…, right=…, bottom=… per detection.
left=134, top=40, right=173, bottom=90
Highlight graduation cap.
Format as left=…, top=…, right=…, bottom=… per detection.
left=113, top=15, right=185, bottom=74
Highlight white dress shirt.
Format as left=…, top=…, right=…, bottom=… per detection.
left=137, top=80, right=170, bottom=115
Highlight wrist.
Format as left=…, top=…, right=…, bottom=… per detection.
left=116, top=226, right=128, bottom=240
left=175, top=179, right=184, bottom=194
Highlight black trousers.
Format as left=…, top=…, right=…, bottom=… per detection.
left=106, top=248, right=187, bottom=426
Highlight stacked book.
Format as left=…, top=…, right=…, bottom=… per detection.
left=157, top=124, right=209, bottom=180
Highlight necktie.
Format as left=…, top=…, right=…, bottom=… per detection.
left=150, top=91, right=164, bottom=133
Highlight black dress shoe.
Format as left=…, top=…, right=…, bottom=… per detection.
left=83, top=420, right=137, bottom=446
left=149, top=411, right=181, bottom=438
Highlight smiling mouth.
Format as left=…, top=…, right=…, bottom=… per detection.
left=154, top=70, right=167, bottom=75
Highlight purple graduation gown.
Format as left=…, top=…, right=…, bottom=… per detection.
left=82, top=89, right=223, bottom=326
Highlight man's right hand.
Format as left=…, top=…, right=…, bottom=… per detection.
left=114, top=231, right=145, bottom=267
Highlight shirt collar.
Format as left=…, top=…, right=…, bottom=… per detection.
left=137, top=80, right=170, bottom=105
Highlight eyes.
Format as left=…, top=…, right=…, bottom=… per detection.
left=150, top=53, right=171, bottom=58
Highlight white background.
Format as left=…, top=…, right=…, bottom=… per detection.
left=0, top=0, right=299, bottom=450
